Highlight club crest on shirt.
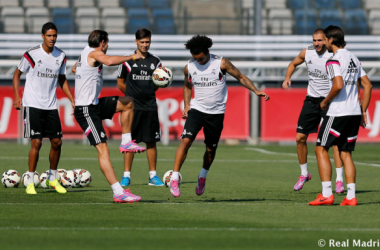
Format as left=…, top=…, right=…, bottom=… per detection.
left=151, top=63, right=155, bottom=70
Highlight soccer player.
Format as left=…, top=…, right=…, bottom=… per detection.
left=169, top=35, right=270, bottom=197
left=309, top=25, right=372, bottom=206
left=73, top=30, right=146, bottom=203
left=12, top=22, right=74, bottom=194
left=283, top=29, right=345, bottom=193
left=117, top=28, right=165, bottom=187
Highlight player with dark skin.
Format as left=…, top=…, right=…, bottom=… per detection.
left=13, top=27, right=74, bottom=178
left=171, top=50, right=269, bottom=194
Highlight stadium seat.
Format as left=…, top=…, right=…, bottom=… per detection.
left=98, top=0, right=119, bottom=7
left=122, top=0, right=145, bottom=8
left=363, top=0, right=380, bottom=9
left=151, top=9, right=175, bottom=34
left=22, top=0, right=44, bottom=7
left=102, top=7, right=125, bottom=33
left=320, top=9, right=342, bottom=28
left=152, top=9, right=173, bottom=19
left=294, top=9, right=317, bottom=35
left=47, top=0, right=70, bottom=8
left=76, top=7, right=100, bottom=34
left=26, top=7, right=50, bottom=33
left=1, top=7, right=24, bottom=33
left=268, top=9, right=292, bottom=35
left=368, top=9, right=380, bottom=34
left=73, top=0, right=95, bottom=8
left=344, top=9, right=368, bottom=35
left=338, top=0, right=361, bottom=9
left=288, top=0, right=312, bottom=9
left=128, top=8, right=149, bottom=18
left=0, top=0, right=19, bottom=7
left=128, top=19, right=150, bottom=33
left=265, top=0, right=286, bottom=9
left=315, top=0, right=336, bottom=9
left=52, top=8, right=73, bottom=33
left=148, top=0, right=170, bottom=9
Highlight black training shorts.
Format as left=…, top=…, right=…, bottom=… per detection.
left=297, top=96, right=327, bottom=135
left=132, top=110, right=161, bottom=143
left=23, top=106, right=62, bottom=139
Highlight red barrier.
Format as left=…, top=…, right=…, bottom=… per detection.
left=261, top=88, right=380, bottom=142
left=0, top=86, right=250, bottom=140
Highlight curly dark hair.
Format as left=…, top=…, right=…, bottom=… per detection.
left=185, top=35, right=213, bottom=55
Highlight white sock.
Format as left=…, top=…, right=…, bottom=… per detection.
left=27, top=171, right=35, bottom=185
left=322, top=181, right=333, bottom=197
left=111, top=182, right=124, bottom=196
left=49, top=169, right=57, bottom=182
left=199, top=167, right=209, bottom=178
left=149, top=171, right=157, bottom=179
left=171, top=171, right=179, bottom=181
left=300, top=163, right=308, bottom=177
left=347, top=183, right=356, bottom=199
left=123, top=171, right=131, bottom=178
left=121, top=133, right=132, bottom=144
left=336, top=167, right=344, bottom=182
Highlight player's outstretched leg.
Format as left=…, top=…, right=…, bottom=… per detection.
left=117, top=97, right=146, bottom=153
left=294, top=133, right=311, bottom=191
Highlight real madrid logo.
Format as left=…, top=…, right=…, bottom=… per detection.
left=150, top=63, right=155, bottom=70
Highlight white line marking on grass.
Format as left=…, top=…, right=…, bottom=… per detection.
left=0, top=156, right=299, bottom=163
left=245, top=148, right=380, bottom=167
left=1, top=227, right=380, bottom=232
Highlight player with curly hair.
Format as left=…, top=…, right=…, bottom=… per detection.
left=169, top=35, right=270, bottom=197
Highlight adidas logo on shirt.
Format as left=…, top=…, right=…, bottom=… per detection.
left=133, top=63, right=138, bottom=67
left=347, top=59, right=358, bottom=73
left=308, top=60, right=312, bottom=64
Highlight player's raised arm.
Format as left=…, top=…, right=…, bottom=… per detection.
left=12, top=68, right=23, bottom=110
left=283, top=49, right=306, bottom=90
left=221, top=58, right=269, bottom=101
left=182, top=65, right=192, bottom=119
left=89, top=50, right=140, bottom=67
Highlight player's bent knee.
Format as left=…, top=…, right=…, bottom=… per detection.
left=181, top=138, right=193, bottom=150
left=296, top=133, right=307, bottom=143
left=31, top=139, right=42, bottom=150
left=51, top=139, right=62, bottom=150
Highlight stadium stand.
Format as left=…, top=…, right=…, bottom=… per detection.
left=73, top=0, right=95, bottom=8
left=76, top=7, right=100, bottom=34
left=52, top=8, right=73, bottom=33
left=268, top=9, right=293, bottom=35
left=1, top=7, right=24, bottom=33
left=345, top=9, right=368, bottom=35
left=122, top=0, right=145, bottom=8
left=339, top=0, right=361, bottom=9
left=368, top=9, right=380, bottom=34
left=265, top=0, right=286, bottom=9
left=152, top=9, right=175, bottom=34
left=0, top=0, right=19, bottom=7
left=294, top=9, right=317, bottom=35
left=288, top=0, right=312, bottom=9
left=315, top=0, right=336, bottom=9
left=127, top=8, right=150, bottom=33
left=320, top=9, right=342, bottom=28
left=23, top=0, right=44, bottom=7
left=148, top=0, right=171, bottom=9
left=364, top=0, right=380, bottom=9
left=102, top=7, right=125, bottom=34
left=26, top=7, right=50, bottom=33
left=47, top=0, right=70, bottom=8
left=98, top=0, right=120, bottom=8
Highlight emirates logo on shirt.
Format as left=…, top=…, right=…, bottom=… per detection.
left=37, top=68, right=58, bottom=78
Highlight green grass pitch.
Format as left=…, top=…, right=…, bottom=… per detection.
left=0, top=141, right=380, bottom=249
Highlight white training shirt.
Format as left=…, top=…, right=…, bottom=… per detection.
left=75, top=46, right=103, bottom=106
left=18, top=44, right=67, bottom=110
left=304, top=45, right=332, bottom=98
left=325, top=48, right=365, bottom=117
left=187, top=54, right=227, bottom=114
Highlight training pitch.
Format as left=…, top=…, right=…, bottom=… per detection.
left=0, top=141, right=379, bottom=249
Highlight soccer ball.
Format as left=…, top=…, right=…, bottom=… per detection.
left=152, top=67, right=173, bottom=88
left=57, top=169, right=67, bottom=183
left=74, top=169, right=92, bottom=187
left=1, top=169, right=21, bottom=188
left=39, top=172, right=49, bottom=188
left=162, top=170, right=182, bottom=187
left=21, top=171, right=40, bottom=187
left=61, top=170, right=81, bottom=188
